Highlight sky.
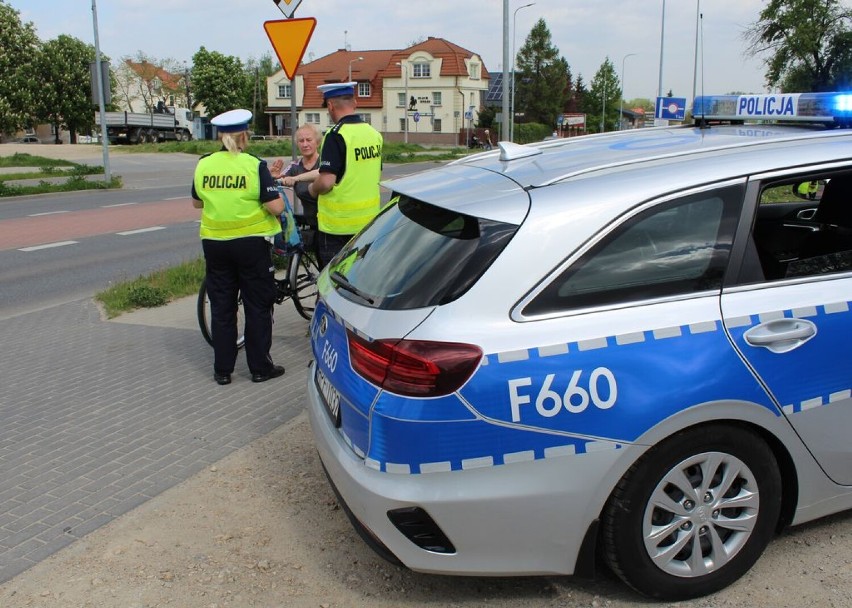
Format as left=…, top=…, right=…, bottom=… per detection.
left=15, top=0, right=774, bottom=102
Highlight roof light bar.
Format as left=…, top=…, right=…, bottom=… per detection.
left=693, top=92, right=852, bottom=126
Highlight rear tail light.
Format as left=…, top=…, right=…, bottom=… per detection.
left=347, top=330, right=482, bottom=397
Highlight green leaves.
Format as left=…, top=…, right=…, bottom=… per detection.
left=191, top=47, right=252, bottom=118
left=0, top=0, right=40, bottom=133
left=32, top=35, right=100, bottom=142
left=514, top=18, right=569, bottom=127
left=745, top=0, right=852, bottom=91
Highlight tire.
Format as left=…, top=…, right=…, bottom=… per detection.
left=289, top=249, right=320, bottom=320
left=197, top=279, right=246, bottom=350
left=135, top=129, right=147, bottom=144
left=601, top=425, right=781, bottom=600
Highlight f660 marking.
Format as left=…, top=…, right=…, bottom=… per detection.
left=508, top=368, right=618, bottom=422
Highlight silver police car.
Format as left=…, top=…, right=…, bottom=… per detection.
left=307, top=92, right=852, bottom=600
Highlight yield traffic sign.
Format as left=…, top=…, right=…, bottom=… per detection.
left=264, top=18, right=317, bottom=80
left=272, top=0, right=303, bottom=18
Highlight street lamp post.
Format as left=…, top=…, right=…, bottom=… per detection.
left=348, top=56, right=363, bottom=81
left=510, top=1, right=535, bottom=143
left=397, top=61, right=409, bottom=143
left=91, top=0, right=110, bottom=182
left=183, top=62, right=192, bottom=111
left=619, top=53, right=637, bottom=130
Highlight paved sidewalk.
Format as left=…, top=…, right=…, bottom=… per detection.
left=0, top=294, right=312, bottom=583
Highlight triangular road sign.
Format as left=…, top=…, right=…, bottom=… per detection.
left=264, top=18, right=316, bottom=80
left=272, top=0, right=303, bottom=19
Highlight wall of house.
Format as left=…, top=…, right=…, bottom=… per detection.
left=263, top=50, right=489, bottom=146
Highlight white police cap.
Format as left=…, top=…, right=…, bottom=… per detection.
left=318, top=81, right=357, bottom=100
left=211, top=108, right=252, bottom=133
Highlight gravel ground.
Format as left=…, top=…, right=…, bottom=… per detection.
left=0, top=411, right=849, bottom=608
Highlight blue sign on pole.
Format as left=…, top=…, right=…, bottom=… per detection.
left=413, top=111, right=420, bottom=123
left=656, top=97, right=687, bottom=120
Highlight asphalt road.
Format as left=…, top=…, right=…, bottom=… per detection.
left=0, top=145, right=441, bottom=318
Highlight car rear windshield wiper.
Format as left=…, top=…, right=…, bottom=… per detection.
left=330, top=271, right=375, bottom=304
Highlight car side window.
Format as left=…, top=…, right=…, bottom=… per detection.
left=524, top=186, right=742, bottom=316
left=752, top=173, right=852, bottom=280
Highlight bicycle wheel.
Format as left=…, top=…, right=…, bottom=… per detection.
left=197, top=278, right=246, bottom=350
left=288, top=249, right=320, bottom=320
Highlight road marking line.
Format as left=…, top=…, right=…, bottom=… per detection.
left=117, top=226, right=166, bottom=236
left=102, top=203, right=138, bottom=208
left=164, top=196, right=188, bottom=201
left=19, top=241, right=78, bottom=251
left=28, top=210, right=70, bottom=217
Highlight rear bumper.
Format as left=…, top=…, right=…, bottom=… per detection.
left=306, top=361, right=626, bottom=576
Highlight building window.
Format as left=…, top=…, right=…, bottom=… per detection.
left=432, top=92, right=442, bottom=106
left=305, top=112, right=320, bottom=124
left=412, top=63, right=430, bottom=78
left=469, top=63, right=480, bottom=79
left=278, top=84, right=291, bottom=98
left=358, top=82, right=371, bottom=97
left=433, top=118, right=442, bottom=132
left=397, top=92, right=406, bottom=107
left=400, top=118, right=406, bottom=132
left=358, top=113, right=371, bottom=125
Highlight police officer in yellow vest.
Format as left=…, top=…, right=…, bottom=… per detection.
left=307, top=81, right=383, bottom=268
left=191, top=108, right=286, bottom=386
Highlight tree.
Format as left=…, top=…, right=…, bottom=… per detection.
left=514, top=18, right=570, bottom=127
left=191, top=47, right=252, bottom=118
left=114, top=52, right=186, bottom=113
left=244, top=53, right=281, bottom=134
left=745, top=0, right=852, bottom=92
left=0, top=0, right=40, bottom=135
left=584, top=58, right=620, bottom=133
left=32, top=35, right=100, bottom=144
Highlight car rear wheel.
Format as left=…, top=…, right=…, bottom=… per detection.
left=602, top=424, right=781, bottom=600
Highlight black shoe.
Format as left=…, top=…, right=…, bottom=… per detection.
left=251, top=364, right=285, bottom=383
left=214, top=372, right=231, bottom=385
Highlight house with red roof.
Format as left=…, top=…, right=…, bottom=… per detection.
left=264, top=37, right=489, bottom=145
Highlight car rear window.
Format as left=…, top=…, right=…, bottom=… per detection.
left=523, top=185, right=743, bottom=315
left=328, top=195, right=517, bottom=310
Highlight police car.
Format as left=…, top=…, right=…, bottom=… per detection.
left=306, top=92, right=852, bottom=600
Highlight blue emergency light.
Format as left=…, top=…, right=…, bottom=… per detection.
left=692, top=92, right=852, bottom=127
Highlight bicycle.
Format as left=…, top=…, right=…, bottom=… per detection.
left=197, top=191, right=321, bottom=349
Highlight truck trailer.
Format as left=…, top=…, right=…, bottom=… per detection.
left=95, top=104, right=193, bottom=144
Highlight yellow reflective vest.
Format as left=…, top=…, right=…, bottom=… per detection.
left=318, top=122, right=383, bottom=235
left=195, top=151, right=280, bottom=240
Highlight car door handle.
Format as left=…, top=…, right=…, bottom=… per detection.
left=743, top=318, right=817, bottom=354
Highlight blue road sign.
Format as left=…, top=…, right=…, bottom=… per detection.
left=656, top=97, right=687, bottom=120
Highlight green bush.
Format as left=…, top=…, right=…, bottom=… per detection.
left=515, top=122, right=555, bottom=144
left=126, top=284, right=168, bottom=308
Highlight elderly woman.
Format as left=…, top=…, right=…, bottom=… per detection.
left=191, top=108, right=285, bottom=386
left=272, top=123, right=321, bottom=230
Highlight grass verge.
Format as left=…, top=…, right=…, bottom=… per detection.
left=0, top=152, right=120, bottom=196
left=118, top=139, right=471, bottom=163
left=96, top=257, right=206, bottom=318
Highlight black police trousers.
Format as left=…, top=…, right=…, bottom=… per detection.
left=202, top=237, right=276, bottom=376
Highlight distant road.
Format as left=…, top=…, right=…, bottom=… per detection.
left=0, top=145, right=443, bottom=318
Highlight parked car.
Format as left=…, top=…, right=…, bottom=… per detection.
left=16, top=136, right=40, bottom=144
left=306, top=92, right=852, bottom=600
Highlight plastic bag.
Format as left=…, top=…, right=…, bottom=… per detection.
left=273, top=186, right=302, bottom=253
